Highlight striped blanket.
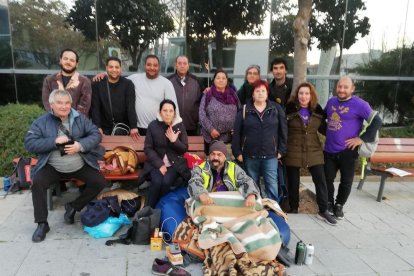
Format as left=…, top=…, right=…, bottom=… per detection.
left=185, top=192, right=282, bottom=262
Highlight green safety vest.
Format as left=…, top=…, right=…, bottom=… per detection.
left=198, top=161, right=237, bottom=190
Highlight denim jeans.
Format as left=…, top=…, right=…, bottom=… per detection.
left=244, top=156, right=278, bottom=202
left=324, top=149, right=358, bottom=206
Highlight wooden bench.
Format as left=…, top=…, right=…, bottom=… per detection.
left=357, top=138, right=414, bottom=202
left=47, top=135, right=205, bottom=209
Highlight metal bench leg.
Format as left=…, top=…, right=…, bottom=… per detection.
left=47, top=183, right=62, bottom=211
left=376, top=175, right=388, bottom=202
left=357, top=174, right=367, bottom=190
left=47, top=187, right=53, bottom=210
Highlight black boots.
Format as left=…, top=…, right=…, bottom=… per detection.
left=32, top=222, right=50, bottom=242
left=64, top=203, right=76, bottom=224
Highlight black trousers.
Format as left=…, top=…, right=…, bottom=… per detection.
left=32, top=164, right=106, bottom=223
left=324, top=149, right=358, bottom=206
left=286, top=164, right=329, bottom=212
left=147, top=166, right=180, bottom=208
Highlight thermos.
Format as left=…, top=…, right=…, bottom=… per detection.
left=295, top=241, right=307, bottom=265
left=3, top=176, right=10, bottom=192
left=304, top=243, right=315, bottom=265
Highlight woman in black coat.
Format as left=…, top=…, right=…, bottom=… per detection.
left=143, top=99, right=190, bottom=208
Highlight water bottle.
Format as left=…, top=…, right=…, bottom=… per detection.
left=295, top=241, right=307, bottom=265
left=3, top=176, right=11, bottom=192
left=304, top=243, right=315, bottom=265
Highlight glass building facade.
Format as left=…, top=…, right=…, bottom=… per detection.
left=0, top=0, right=413, bottom=124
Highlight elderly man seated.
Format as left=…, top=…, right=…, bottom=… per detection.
left=25, top=89, right=106, bottom=242
left=188, top=140, right=260, bottom=206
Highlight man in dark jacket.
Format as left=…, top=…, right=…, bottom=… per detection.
left=25, top=89, right=106, bottom=242
left=269, top=58, right=293, bottom=107
left=90, top=57, right=139, bottom=139
left=167, top=55, right=202, bottom=135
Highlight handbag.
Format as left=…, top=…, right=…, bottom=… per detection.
left=105, top=206, right=161, bottom=246
left=101, top=146, right=139, bottom=176
left=106, top=80, right=130, bottom=136
left=81, top=196, right=121, bottom=227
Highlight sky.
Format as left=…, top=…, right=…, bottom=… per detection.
left=238, top=0, right=413, bottom=65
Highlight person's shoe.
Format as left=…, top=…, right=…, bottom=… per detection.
left=32, top=222, right=50, bottom=242
left=334, top=203, right=344, bottom=220
left=151, top=258, right=190, bottom=276
left=317, top=210, right=337, bottom=226
left=64, top=203, right=76, bottom=224
left=327, top=202, right=334, bottom=215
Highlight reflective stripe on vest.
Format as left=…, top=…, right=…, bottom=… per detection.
left=198, top=161, right=237, bottom=190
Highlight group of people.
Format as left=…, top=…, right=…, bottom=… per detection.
left=26, top=48, right=382, bottom=243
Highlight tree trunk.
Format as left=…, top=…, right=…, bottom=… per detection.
left=215, top=30, right=224, bottom=69
left=335, top=45, right=343, bottom=74
left=292, top=0, right=312, bottom=93
left=316, top=46, right=337, bottom=107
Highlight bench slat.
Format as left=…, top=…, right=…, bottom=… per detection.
left=371, top=152, right=414, bottom=163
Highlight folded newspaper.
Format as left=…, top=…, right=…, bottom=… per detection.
left=385, top=167, right=412, bottom=177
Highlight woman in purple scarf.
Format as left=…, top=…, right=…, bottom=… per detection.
left=199, top=69, right=240, bottom=153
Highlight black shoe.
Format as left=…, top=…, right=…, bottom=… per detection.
left=64, top=203, right=76, bottom=224
left=32, top=222, right=50, bottom=242
left=317, top=210, right=337, bottom=226
left=334, top=203, right=344, bottom=220
left=327, top=202, right=334, bottom=215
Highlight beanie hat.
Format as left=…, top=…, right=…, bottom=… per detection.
left=209, top=140, right=227, bottom=156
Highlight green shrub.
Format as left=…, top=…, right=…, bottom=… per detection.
left=0, top=104, right=44, bottom=176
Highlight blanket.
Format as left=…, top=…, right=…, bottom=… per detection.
left=185, top=192, right=282, bottom=262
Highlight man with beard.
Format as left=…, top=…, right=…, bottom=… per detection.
left=269, top=57, right=292, bottom=108
left=324, top=76, right=382, bottom=220
left=42, top=49, right=92, bottom=116
left=127, top=54, right=178, bottom=135
left=90, top=57, right=139, bottom=138
left=188, top=140, right=260, bottom=207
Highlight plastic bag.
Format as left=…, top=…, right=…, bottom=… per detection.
left=84, top=213, right=131, bottom=239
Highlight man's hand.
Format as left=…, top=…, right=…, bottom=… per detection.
left=130, top=128, right=140, bottom=141
left=245, top=194, right=256, bottom=207
left=55, top=135, right=70, bottom=145
left=237, top=155, right=243, bottom=163
left=65, top=141, right=82, bottom=155
left=199, top=193, right=214, bottom=205
left=345, top=137, right=363, bottom=150
left=210, top=129, right=220, bottom=139
left=159, top=165, right=167, bottom=176
left=92, top=72, right=107, bottom=82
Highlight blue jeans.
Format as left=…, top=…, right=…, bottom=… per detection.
left=244, top=156, right=278, bottom=202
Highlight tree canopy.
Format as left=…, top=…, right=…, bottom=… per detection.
left=270, top=0, right=370, bottom=72
left=187, top=0, right=269, bottom=69
left=354, top=44, right=414, bottom=124
left=9, top=0, right=90, bottom=69
left=67, top=0, right=175, bottom=70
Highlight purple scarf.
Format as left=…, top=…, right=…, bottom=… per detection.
left=205, top=85, right=239, bottom=108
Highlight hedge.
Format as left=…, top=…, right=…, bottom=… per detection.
left=0, top=104, right=44, bottom=176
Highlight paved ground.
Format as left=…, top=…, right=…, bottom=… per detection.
left=1, top=176, right=414, bottom=276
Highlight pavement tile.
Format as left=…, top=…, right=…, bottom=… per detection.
left=354, top=247, right=414, bottom=273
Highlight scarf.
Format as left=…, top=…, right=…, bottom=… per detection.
left=205, top=84, right=238, bottom=108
